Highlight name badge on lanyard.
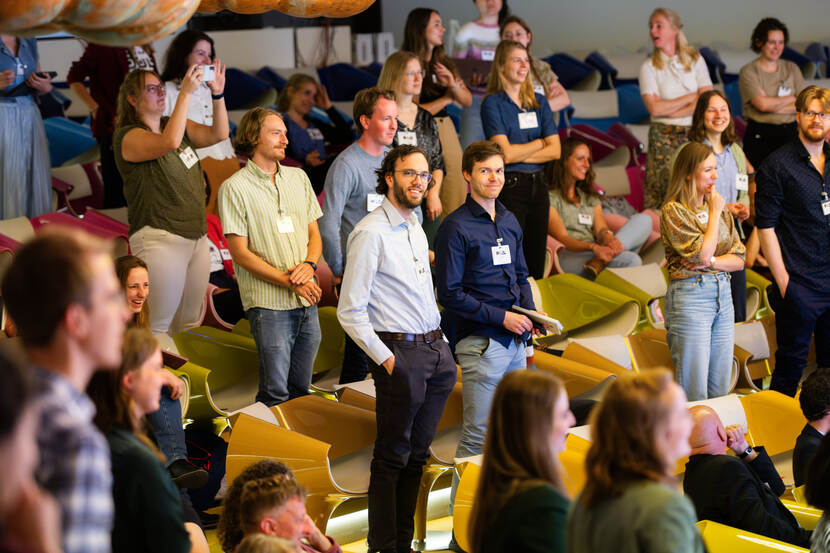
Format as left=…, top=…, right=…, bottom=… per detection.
left=219, top=248, right=232, bottom=261
left=481, top=49, right=495, bottom=61
left=777, top=82, right=792, bottom=97
left=492, top=239, right=511, bottom=266
left=578, top=212, right=593, bottom=226
left=306, top=127, right=324, bottom=141
left=367, top=193, right=383, bottom=212
left=696, top=211, right=709, bottom=225
left=397, top=131, right=417, bottom=146
left=518, top=111, right=538, bottom=129
left=277, top=216, right=295, bottom=233
left=735, top=174, right=749, bottom=191
left=16, top=59, right=24, bottom=76
left=178, top=146, right=199, bottom=169
left=822, top=192, right=830, bottom=216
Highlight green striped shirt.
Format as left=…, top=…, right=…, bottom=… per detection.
left=218, top=161, right=322, bottom=311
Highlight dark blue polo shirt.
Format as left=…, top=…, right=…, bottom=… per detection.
left=435, top=194, right=535, bottom=348
left=755, top=139, right=830, bottom=292
left=481, top=90, right=557, bottom=174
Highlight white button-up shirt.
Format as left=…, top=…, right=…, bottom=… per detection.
left=337, top=197, right=441, bottom=365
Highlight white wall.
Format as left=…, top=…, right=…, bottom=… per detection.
left=380, top=0, right=830, bottom=57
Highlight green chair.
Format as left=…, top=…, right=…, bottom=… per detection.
left=594, top=263, right=667, bottom=331
left=746, top=269, right=773, bottom=320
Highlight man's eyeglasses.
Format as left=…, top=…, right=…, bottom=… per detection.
left=801, top=110, right=830, bottom=121
left=396, top=169, right=432, bottom=183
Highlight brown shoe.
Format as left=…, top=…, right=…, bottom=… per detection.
left=583, top=256, right=607, bottom=278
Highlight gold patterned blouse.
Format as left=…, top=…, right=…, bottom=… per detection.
left=660, top=201, right=746, bottom=281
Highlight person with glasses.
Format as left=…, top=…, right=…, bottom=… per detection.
left=756, top=85, right=830, bottom=397
left=378, top=51, right=444, bottom=244
left=338, top=145, right=457, bottom=553
left=481, top=39, right=560, bottom=279
left=319, top=87, right=422, bottom=385
left=738, top=18, right=804, bottom=168
left=113, top=67, right=228, bottom=335
left=435, top=140, right=543, bottom=520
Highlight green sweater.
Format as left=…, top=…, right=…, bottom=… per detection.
left=567, top=481, right=705, bottom=553
left=481, top=484, right=569, bottom=553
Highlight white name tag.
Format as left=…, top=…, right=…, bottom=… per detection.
left=277, top=216, right=295, bottom=233
left=577, top=212, right=593, bottom=226
left=518, top=111, right=538, bottom=129
left=735, top=174, right=749, bottom=191
left=777, top=84, right=792, bottom=97
left=492, top=244, right=511, bottom=265
left=178, top=146, right=199, bottom=169
left=696, top=211, right=709, bottom=225
left=822, top=200, right=830, bottom=216
left=16, top=61, right=24, bottom=76
left=397, top=131, right=417, bottom=146
left=481, top=49, right=495, bottom=61
left=533, top=84, right=545, bottom=95
left=415, top=261, right=429, bottom=283
left=367, top=193, right=383, bottom=212
left=219, top=248, right=232, bottom=261
left=307, top=127, right=324, bottom=141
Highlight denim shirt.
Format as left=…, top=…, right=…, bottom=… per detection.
left=435, top=195, right=535, bottom=348
left=0, top=37, right=39, bottom=93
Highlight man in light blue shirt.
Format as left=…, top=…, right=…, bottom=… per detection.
left=337, top=145, right=457, bottom=553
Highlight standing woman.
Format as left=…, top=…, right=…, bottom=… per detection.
left=402, top=8, right=472, bottom=216
left=0, top=35, right=52, bottom=219
left=738, top=18, right=803, bottom=168
left=499, top=15, right=570, bottom=114
left=114, top=65, right=229, bottom=335
left=639, top=8, right=712, bottom=210
left=481, top=39, right=560, bottom=279
left=688, top=90, right=754, bottom=322
left=378, top=51, right=445, bottom=243
left=568, top=370, right=704, bottom=553
left=453, top=0, right=509, bottom=61
left=661, top=142, right=745, bottom=401
left=469, top=370, right=575, bottom=553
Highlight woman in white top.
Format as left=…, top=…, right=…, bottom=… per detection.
left=639, top=7, right=712, bottom=210
left=453, top=0, right=509, bottom=61
left=738, top=18, right=804, bottom=168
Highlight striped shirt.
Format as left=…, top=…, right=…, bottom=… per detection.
left=218, top=160, right=322, bottom=311
left=33, top=367, right=113, bottom=553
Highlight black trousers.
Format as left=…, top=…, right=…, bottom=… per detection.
left=743, top=120, right=797, bottom=168
left=730, top=268, right=747, bottom=323
left=769, top=280, right=830, bottom=396
left=367, top=337, right=457, bottom=553
left=99, top=134, right=127, bottom=208
left=499, top=170, right=549, bottom=279
left=339, top=332, right=369, bottom=384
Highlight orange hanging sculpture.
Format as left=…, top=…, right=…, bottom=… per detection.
left=0, top=0, right=375, bottom=45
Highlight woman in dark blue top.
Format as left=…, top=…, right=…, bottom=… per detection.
left=278, top=74, right=354, bottom=195
left=481, top=40, right=560, bottom=278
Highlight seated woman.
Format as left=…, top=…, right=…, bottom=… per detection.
left=86, top=327, right=209, bottom=553
left=469, top=370, right=575, bottom=553
left=547, top=137, right=651, bottom=278
left=661, top=142, right=745, bottom=401
left=568, top=370, right=704, bottom=553
left=278, top=74, right=354, bottom=195
left=115, top=255, right=208, bottom=489
left=805, top=432, right=830, bottom=553
left=688, top=90, right=754, bottom=322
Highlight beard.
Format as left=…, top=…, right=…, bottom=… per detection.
left=393, top=182, right=424, bottom=209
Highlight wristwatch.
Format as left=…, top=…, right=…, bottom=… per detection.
left=303, top=260, right=317, bottom=271
left=709, top=255, right=716, bottom=267
left=738, top=446, right=753, bottom=459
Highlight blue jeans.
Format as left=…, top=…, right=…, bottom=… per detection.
left=558, top=212, right=652, bottom=277
left=146, top=385, right=187, bottom=465
left=665, top=272, right=734, bottom=401
left=248, top=306, right=321, bottom=406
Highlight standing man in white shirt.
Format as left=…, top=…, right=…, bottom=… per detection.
left=337, top=145, right=457, bottom=553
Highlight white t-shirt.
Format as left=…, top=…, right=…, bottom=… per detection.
left=163, top=81, right=235, bottom=160
left=453, top=21, right=500, bottom=60
left=639, top=51, right=712, bottom=126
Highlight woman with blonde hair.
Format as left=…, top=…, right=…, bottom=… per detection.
left=661, top=142, right=745, bottom=401
left=378, top=50, right=444, bottom=241
left=469, top=370, right=575, bottom=553
left=567, top=370, right=704, bottom=553
left=481, top=39, right=560, bottom=278
left=639, top=7, right=712, bottom=209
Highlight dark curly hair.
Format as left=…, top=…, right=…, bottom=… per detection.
left=161, top=29, right=216, bottom=82
left=799, top=369, right=830, bottom=422
left=374, top=145, right=429, bottom=195
left=217, top=460, right=293, bottom=552
left=750, top=18, right=789, bottom=53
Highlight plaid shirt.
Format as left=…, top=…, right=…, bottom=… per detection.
left=33, top=367, right=113, bottom=553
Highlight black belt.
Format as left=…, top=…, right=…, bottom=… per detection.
left=377, top=329, right=443, bottom=343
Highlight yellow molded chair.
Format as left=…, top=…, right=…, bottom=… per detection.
left=747, top=269, right=774, bottom=320
left=530, top=274, right=640, bottom=338
left=792, top=485, right=808, bottom=505
left=781, top=499, right=822, bottom=531
left=696, top=520, right=808, bottom=553
left=734, top=317, right=775, bottom=391
left=739, top=391, right=806, bottom=457
left=594, top=263, right=668, bottom=331
left=167, top=368, right=191, bottom=420
left=534, top=349, right=617, bottom=397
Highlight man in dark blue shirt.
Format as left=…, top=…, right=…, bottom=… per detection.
left=756, top=85, right=830, bottom=397
left=435, top=141, right=541, bottom=492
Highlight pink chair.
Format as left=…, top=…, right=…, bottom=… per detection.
left=51, top=161, right=104, bottom=217
left=545, top=235, right=566, bottom=276
left=30, top=212, right=129, bottom=256
left=624, top=165, right=646, bottom=212
left=200, top=283, right=235, bottom=331
left=82, top=208, right=129, bottom=240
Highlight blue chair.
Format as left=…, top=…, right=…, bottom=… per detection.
left=544, top=53, right=600, bottom=91
left=585, top=51, right=617, bottom=90
left=255, top=66, right=287, bottom=93
left=699, top=47, right=726, bottom=84
left=723, top=80, right=743, bottom=119
left=804, top=42, right=828, bottom=77
left=782, top=46, right=818, bottom=79
left=43, top=118, right=96, bottom=167
left=317, top=63, right=378, bottom=102
left=224, top=68, right=275, bottom=111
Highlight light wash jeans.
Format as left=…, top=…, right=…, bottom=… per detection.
left=248, top=305, right=320, bottom=406
left=129, top=226, right=211, bottom=335
left=665, top=272, right=735, bottom=401
left=558, top=212, right=652, bottom=277
left=450, top=335, right=525, bottom=511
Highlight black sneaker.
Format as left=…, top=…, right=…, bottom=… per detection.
left=168, top=459, right=209, bottom=489
left=197, top=510, right=220, bottom=530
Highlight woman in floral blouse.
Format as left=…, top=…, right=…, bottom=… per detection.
left=660, top=142, right=745, bottom=401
